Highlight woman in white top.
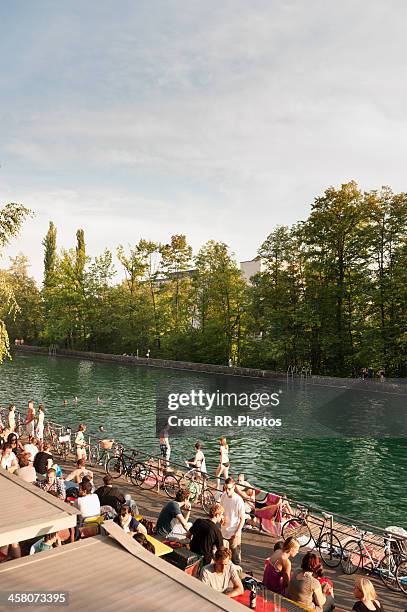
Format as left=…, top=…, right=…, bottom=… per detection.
left=7, top=404, right=16, bottom=433
left=75, top=423, right=87, bottom=460
left=25, top=400, right=36, bottom=437
left=36, top=404, right=45, bottom=440
left=186, top=441, right=207, bottom=474
left=0, top=444, right=18, bottom=472
left=215, top=436, right=230, bottom=489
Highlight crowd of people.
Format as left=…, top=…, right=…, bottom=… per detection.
left=0, top=408, right=389, bottom=611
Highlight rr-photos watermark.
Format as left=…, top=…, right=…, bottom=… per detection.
left=166, top=389, right=282, bottom=429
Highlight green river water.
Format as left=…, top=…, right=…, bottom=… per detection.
left=1, top=353, right=405, bottom=529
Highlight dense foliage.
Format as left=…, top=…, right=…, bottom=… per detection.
left=3, top=182, right=407, bottom=375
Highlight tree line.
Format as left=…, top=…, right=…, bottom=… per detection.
left=1, top=181, right=406, bottom=376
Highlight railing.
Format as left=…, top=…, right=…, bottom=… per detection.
left=40, top=418, right=406, bottom=555
left=287, top=365, right=312, bottom=379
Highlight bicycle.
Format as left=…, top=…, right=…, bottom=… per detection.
left=54, top=428, right=72, bottom=460
left=177, top=467, right=217, bottom=515
left=105, top=445, right=141, bottom=485
left=395, top=556, right=407, bottom=594
left=341, top=526, right=405, bottom=592
left=282, top=507, right=343, bottom=567
left=130, top=456, right=179, bottom=496
left=87, top=438, right=117, bottom=470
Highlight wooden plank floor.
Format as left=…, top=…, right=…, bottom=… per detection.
left=54, top=455, right=406, bottom=612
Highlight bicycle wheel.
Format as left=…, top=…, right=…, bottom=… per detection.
left=136, top=464, right=157, bottom=490
left=130, top=462, right=149, bottom=487
left=380, top=553, right=401, bottom=592
left=163, top=474, right=180, bottom=498
left=201, top=487, right=216, bottom=515
left=106, top=455, right=123, bottom=479
left=88, top=445, right=99, bottom=467
left=341, top=540, right=362, bottom=574
left=396, top=557, right=407, bottom=594
left=282, top=518, right=312, bottom=548
left=319, top=532, right=342, bottom=568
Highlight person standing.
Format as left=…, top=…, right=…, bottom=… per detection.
left=25, top=400, right=36, bottom=437
left=7, top=404, right=16, bottom=433
left=219, top=478, right=245, bottom=565
left=75, top=424, right=87, bottom=461
left=186, top=440, right=207, bottom=474
left=159, top=423, right=171, bottom=468
left=215, top=436, right=230, bottom=489
left=36, top=404, right=45, bottom=440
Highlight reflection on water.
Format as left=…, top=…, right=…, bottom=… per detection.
left=1, top=354, right=406, bottom=527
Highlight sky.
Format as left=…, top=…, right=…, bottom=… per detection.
left=1, top=0, right=407, bottom=284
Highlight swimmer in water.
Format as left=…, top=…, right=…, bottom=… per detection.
left=73, top=397, right=78, bottom=404
left=63, top=400, right=68, bottom=406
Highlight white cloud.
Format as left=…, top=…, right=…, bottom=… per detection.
left=1, top=1, right=407, bottom=282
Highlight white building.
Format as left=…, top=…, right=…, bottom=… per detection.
left=240, top=257, right=265, bottom=283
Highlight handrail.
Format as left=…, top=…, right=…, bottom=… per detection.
left=40, top=418, right=405, bottom=545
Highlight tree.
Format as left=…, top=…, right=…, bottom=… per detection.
left=302, top=182, right=367, bottom=374
left=193, top=241, right=246, bottom=365
left=43, top=221, right=57, bottom=288
left=0, top=203, right=31, bottom=362
left=3, top=254, right=43, bottom=343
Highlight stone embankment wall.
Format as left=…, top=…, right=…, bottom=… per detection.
left=12, top=345, right=406, bottom=393
left=13, top=345, right=284, bottom=380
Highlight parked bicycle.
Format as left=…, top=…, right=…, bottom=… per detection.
left=87, top=437, right=118, bottom=470
left=130, top=456, right=179, bottom=496
left=395, top=556, right=407, bottom=595
left=105, top=445, right=141, bottom=485
left=282, top=507, right=342, bottom=567
left=176, top=467, right=217, bottom=515
left=341, top=527, right=407, bottom=593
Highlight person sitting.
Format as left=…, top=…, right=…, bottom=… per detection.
left=0, top=444, right=18, bottom=473
left=35, top=468, right=66, bottom=500
left=287, top=551, right=328, bottom=612
left=65, top=459, right=94, bottom=487
left=200, top=547, right=244, bottom=598
left=156, top=489, right=191, bottom=538
left=312, top=556, right=335, bottom=611
left=33, top=443, right=53, bottom=476
left=23, top=436, right=39, bottom=462
left=15, top=452, right=37, bottom=483
left=253, top=492, right=295, bottom=531
left=133, top=532, right=156, bottom=554
left=235, top=473, right=256, bottom=510
left=95, top=474, right=126, bottom=513
left=263, top=536, right=300, bottom=594
left=186, top=503, right=224, bottom=565
left=352, top=577, right=384, bottom=612
left=113, top=505, right=147, bottom=535
left=74, top=479, right=101, bottom=520
left=30, top=532, right=62, bottom=554
left=6, top=433, right=23, bottom=457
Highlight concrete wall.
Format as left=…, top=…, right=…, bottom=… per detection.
left=12, top=344, right=284, bottom=380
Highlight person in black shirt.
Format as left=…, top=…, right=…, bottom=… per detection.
left=186, top=503, right=224, bottom=564
left=95, top=474, right=126, bottom=513
left=33, top=443, right=53, bottom=475
left=156, top=489, right=191, bottom=537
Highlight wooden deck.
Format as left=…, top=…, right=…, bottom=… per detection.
left=54, top=455, right=406, bottom=612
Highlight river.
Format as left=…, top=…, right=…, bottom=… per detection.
left=1, top=353, right=405, bottom=528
